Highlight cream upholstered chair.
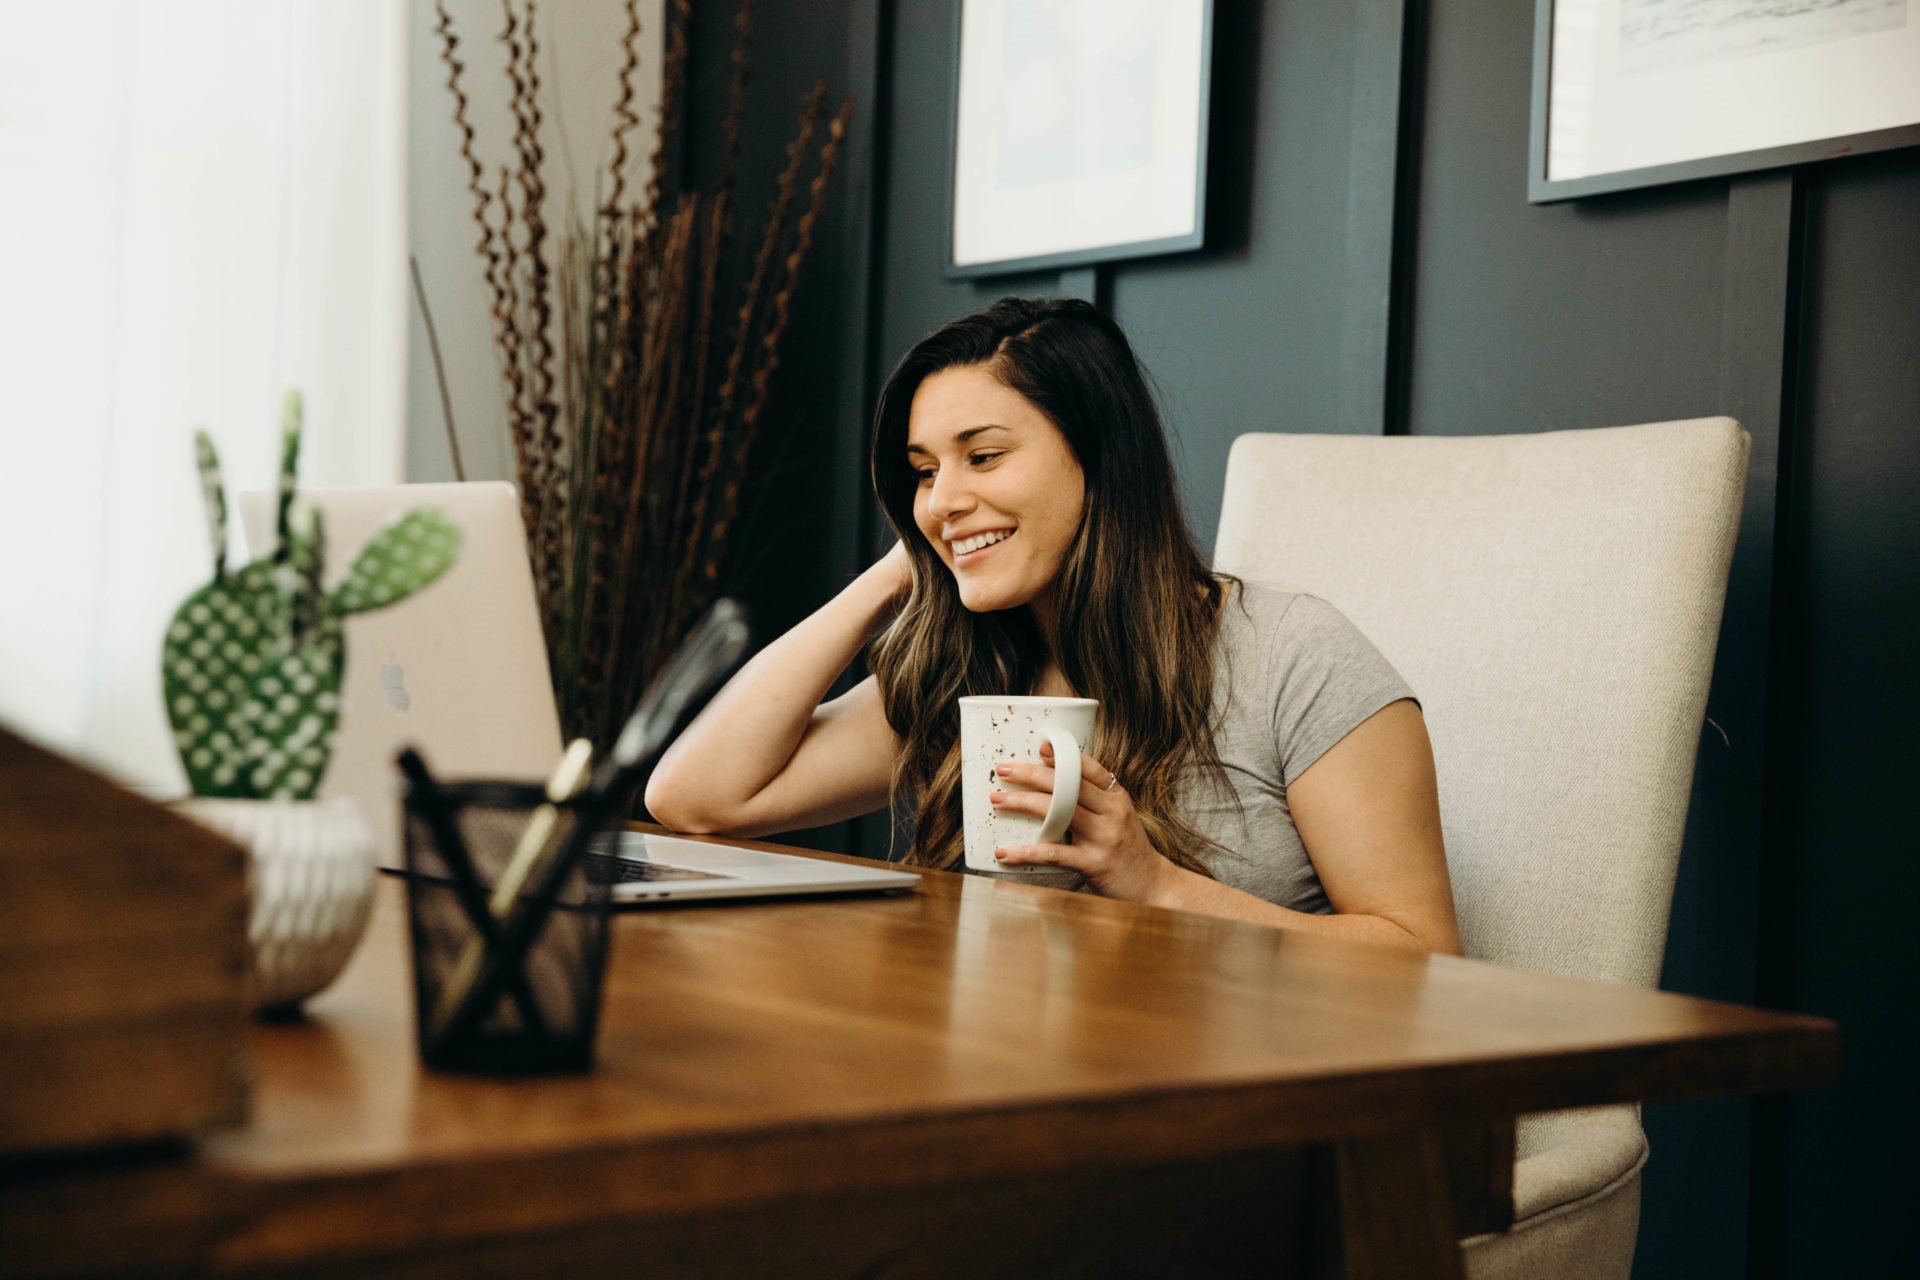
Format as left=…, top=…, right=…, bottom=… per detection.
left=1212, top=418, right=1750, bottom=1280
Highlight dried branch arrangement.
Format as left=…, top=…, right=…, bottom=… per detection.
left=433, top=0, right=851, bottom=751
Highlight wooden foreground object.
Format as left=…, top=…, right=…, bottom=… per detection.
left=0, top=725, right=247, bottom=1159
left=1, top=829, right=1836, bottom=1277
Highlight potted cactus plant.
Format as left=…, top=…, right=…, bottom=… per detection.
left=169, top=392, right=460, bottom=1012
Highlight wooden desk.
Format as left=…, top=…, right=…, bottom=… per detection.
left=2, top=834, right=1837, bottom=1278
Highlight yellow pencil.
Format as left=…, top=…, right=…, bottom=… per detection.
left=487, top=738, right=595, bottom=916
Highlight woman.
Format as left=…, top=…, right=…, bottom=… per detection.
left=647, top=297, right=1461, bottom=953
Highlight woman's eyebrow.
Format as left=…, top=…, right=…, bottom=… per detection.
left=905, top=423, right=1010, bottom=456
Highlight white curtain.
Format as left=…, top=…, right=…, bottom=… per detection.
left=0, top=1, right=407, bottom=790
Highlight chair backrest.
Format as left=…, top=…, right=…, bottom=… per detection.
left=1213, top=419, right=1748, bottom=988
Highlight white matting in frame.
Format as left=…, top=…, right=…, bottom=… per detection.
left=948, top=0, right=1211, bottom=277
left=1536, top=0, right=1920, bottom=200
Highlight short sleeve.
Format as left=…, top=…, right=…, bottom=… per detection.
left=1266, top=594, right=1418, bottom=786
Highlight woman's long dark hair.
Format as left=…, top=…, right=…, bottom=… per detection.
left=867, top=297, right=1232, bottom=873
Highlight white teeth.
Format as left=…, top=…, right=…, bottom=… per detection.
left=952, top=529, right=1012, bottom=556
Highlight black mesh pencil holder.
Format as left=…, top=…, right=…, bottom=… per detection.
left=400, top=779, right=618, bottom=1074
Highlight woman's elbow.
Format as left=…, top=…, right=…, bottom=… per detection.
left=643, top=771, right=720, bottom=834
left=1411, top=916, right=1465, bottom=957
left=1371, top=909, right=1462, bottom=956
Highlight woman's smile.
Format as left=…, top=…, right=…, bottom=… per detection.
left=949, top=527, right=1014, bottom=563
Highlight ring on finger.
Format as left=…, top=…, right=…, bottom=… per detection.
left=1103, top=771, right=1120, bottom=792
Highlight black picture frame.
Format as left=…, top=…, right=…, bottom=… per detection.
left=944, top=0, right=1214, bottom=279
left=1529, top=0, right=1920, bottom=204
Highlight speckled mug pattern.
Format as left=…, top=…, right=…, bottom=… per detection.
left=958, top=696, right=1097, bottom=876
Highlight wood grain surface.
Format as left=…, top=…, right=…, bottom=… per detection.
left=0, top=828, right=1838, bottom=1277
left=0, top=725, right=248, bottom=1160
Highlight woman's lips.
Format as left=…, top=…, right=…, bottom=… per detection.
left=952, top=529, right=1012, bottom=567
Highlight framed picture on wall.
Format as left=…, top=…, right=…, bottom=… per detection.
left=945, top=0, right=1213, bottom=278
left=1530, top=0, right=1920, bottom=202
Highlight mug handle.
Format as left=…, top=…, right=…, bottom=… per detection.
left=1033, top=728, right=1082, bottom=845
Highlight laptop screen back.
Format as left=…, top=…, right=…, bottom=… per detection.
left=238, top=482, right=564, bottom=868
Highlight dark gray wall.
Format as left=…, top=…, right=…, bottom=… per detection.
left=677, top=0, right=877, bottom=638
left=691, top=1, right=1917, bottom=1274
left=668, top=0, right=885, bottom=853
left=1752, top=150, right=1920, bottom=1274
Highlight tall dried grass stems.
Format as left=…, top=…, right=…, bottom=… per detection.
left=433, top=0, right=852, bottom=752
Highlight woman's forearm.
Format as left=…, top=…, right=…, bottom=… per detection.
left=645, top=560, right=906, bottom=831
left=1148, top=866, right=1462, bottom=954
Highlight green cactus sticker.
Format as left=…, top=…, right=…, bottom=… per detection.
left=164, top=395, right=462, bottom=800
left=333, top=509, right=463, bottom=616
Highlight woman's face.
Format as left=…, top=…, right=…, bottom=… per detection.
left=906, top=364, right=1086, bottom=617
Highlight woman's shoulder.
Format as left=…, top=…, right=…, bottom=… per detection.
left=1213, top=578, right=1417, bottom=754
left=1217, top=577, right=1341, bottom=633
left=1215, top=579, right=1386, bottom=667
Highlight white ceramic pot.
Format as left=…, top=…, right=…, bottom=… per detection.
left=175, top=795, right=377, bottom=1014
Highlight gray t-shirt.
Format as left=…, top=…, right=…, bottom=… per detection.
left=1179, top=582, right=1417, bottom=914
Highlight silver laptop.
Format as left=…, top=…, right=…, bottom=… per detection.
left=240, top=482, right=916, bottom=903
left=602, top=832, right=916, bottom=903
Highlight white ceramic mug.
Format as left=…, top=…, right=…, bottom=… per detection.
left=958, top=696, right=1097, bottom=875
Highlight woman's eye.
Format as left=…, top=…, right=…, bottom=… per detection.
left=968, top=451, right=1002, bottom=467
left=913, top=469, right=936, bottom=483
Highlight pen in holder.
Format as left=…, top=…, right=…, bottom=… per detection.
left=400, top=768, right=618, bottom=1074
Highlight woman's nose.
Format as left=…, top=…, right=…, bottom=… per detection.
left=926, top=466, right=975, bottom=521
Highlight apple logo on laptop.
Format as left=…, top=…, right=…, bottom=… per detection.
left=381, top=650, right=411, bottom=713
